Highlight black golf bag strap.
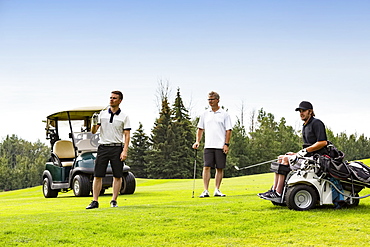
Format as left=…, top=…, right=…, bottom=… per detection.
left=270, top=162, right=291, bottom=176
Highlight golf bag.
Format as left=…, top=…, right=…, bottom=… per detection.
left=347, top=161, right=370, bottom=183
left=316, top=142, right=351, bottom=179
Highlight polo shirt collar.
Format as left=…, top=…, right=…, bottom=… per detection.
left=109, top=108, right=121, bottom=115
left=209, top=107, right=222, bottom=113
left=304, top=116, right=314, bottom=126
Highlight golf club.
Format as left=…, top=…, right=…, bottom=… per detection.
left=234, top=159, right=277, bottom=170
left=192, top=149, right=198, bottom=198
left=102, top=105, right=110, bottom=111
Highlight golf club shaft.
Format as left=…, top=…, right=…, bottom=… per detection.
left=236, top=159, right=277, bottom=170
left=192, top=149, right=197, bottom=198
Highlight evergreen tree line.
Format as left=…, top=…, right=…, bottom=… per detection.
left=0, top=135, right=49, bottom=191
left=1, top=89, right=370, bottom=190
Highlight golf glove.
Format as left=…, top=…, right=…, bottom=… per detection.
left=92, top=112, right=100, bottom=126
left=296, top=149, right=307, bottom=158
left=288, top=155, right=297, bottom=164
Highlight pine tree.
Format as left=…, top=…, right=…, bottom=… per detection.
left=247, top=109, right=297, bottom=174
left=276, top=117, right=301, bottom=154
left=145, top=97, right=175, bottom=178
left=169, top=88, right=196, bottom=178
left=226, top=118, right=250, bottom=177
left=145, top=88, right=196, bottom=178
left=128, top=122, right=150, bottom=178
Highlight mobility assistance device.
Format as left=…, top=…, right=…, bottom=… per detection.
left=257, top=145, right=370, bottom=211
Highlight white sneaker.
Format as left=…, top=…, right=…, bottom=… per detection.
left=199, top=190, right=210, bottom=198
left=214, top=189, right=226, bottom=197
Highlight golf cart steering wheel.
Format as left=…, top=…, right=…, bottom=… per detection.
left=90, top=133, right=100, bottom=147
left=75, top=133, right=83, bottom=142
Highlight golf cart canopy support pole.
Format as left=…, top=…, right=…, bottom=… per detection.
left=67, top=111, right=78, bottom=158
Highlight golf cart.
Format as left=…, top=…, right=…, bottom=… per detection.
left=42, top=106, right=136, bottom=198
left=261, top=156, right=370, bottom=211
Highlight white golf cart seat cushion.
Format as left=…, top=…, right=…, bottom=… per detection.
left=53, top=140, right=75, bottom=167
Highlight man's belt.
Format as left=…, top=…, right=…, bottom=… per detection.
left=100, top=143, right=123, bottom=147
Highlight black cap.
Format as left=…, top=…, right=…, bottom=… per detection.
left=295, top=101, right=313, bottom=111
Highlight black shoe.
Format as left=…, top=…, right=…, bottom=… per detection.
left=86, top=200, right=99, bottom=209
left=110, top=200, right=118, bottom=208
left=257, top=190, right=273, bottom=198
left=262, top=191, right=281, bottom=200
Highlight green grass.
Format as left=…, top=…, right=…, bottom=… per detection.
left=1, top=173, right=370, bottom=246
left=357, top=158, right=370, bottom=165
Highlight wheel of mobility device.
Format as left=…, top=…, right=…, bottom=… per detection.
left=286, top=184, right=318, bottom=211
left=42, top=177, right=59, bottom=198
left=348, top=193, right=360, bottom=207
left=73, top=174, right=91, bottom=197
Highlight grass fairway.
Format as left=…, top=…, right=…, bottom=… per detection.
left=1, top=173, right=370, bottom=246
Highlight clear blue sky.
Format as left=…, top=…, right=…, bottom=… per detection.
left=1, top=0, right=370, bottom=143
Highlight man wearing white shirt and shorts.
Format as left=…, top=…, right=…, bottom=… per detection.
left=193, top=91, right=232, bottom=198
left=86, top=90, right=131, bottom=209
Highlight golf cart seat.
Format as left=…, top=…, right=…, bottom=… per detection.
left=53, top=140, right=75, bottom=167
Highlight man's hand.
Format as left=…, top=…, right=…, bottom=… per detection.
left=92, top=112, right=99, bottom=126
left=192, top=142, right=200, bottom=149
left=120, top=151, right=128, bottom=161
left=296, top=149, right=307, bottom=158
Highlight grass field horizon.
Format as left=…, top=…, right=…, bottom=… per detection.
left=2, top=167, right=370, bottom=246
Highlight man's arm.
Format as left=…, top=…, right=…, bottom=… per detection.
left=192, top=128, right=204, bottom=149
left=225, top=129, right=232, bottom=144
left=296, top=140, right=327, bottom=157
left=306, top=140, right=327, bottom=153
left=120, top=129, right=130, bottom=161
left=91, top=125, right=100, bottom=134
left=223, top=129, right=232, bottom=154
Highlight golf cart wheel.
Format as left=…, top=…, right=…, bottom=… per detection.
left=286, top=184, right=317, bottom=211
left=43, top=177, right=58, bottom=198
left=72, top=175, right=91, bottom=197
left=120, top=172, right=136, bottom=194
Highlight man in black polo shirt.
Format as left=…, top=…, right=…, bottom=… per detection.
left=86, top=90, right=131, bottom=209
left=258, top=101, right=328, bottom=200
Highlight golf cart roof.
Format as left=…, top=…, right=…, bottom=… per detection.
left=46, top=106, right=106, bottom=121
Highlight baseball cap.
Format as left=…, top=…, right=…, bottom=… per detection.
left=295, top=101, right=313, bottom=111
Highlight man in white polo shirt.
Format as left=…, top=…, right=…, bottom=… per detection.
left=86, top=90, right=131, bottom=209
left=192, top=91, right=232, bottom=197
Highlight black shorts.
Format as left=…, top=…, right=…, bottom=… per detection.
left=94, top=145, right=123, bottom=178
left=204, top=148, right=226, bottom=169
